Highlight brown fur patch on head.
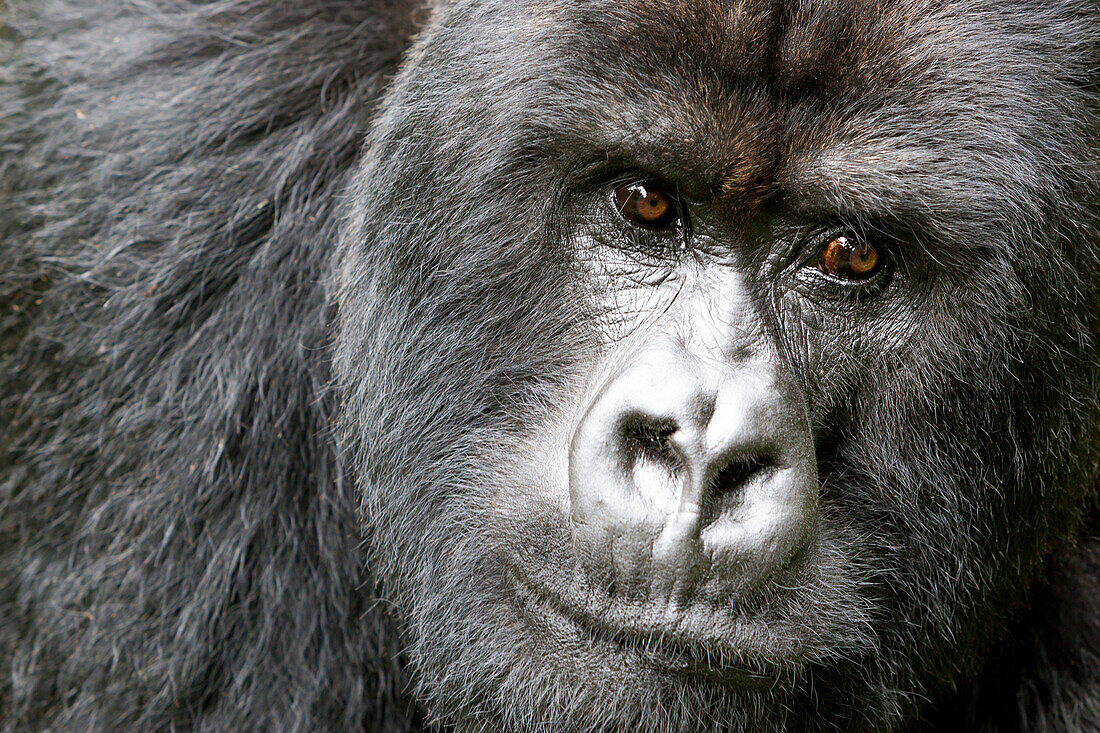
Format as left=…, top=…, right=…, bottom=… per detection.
left=553, top=0, right=952, bottom=223
left=715, top=107, right=783, bottom=219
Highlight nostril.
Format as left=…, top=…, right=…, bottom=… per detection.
left=698, top=452, right=778, bottom=529
left=617, top=413, right=687, bottom=511
left=617, top=413, right=681, bottom=468
left=706, top=453, right=776, bottom=496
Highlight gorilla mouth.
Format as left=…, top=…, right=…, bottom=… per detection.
left=508, top=568, right=797, bottom=690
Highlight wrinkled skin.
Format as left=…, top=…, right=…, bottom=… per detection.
left=2, top=1, right=1099, bottom=731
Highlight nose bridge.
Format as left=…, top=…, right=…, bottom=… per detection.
left=658, top=271, right=786, bottom=462
left=664, top=266, right=774, bottom=369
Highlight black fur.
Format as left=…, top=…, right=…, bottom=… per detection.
left=2, top=1, right=1098, bottom=731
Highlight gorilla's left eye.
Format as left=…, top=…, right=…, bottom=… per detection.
left=613, top=181, right=680, bottom=230
left=817, top=235, right=881, bottom=280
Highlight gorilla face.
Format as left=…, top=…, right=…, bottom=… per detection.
left=334, top=1, right=1097, bottom=730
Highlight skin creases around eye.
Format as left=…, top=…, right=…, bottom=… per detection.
left=818, top=235, right=881, bottom=279
left=613, top=182, right=679, bottom=229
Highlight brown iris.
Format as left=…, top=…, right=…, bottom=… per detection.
left=613, top=182, right=679, bottom=229
left=818, top=236, right=881, bottom=279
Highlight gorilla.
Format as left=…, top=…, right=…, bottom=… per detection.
left=1, top=0, right=1098, bottom=731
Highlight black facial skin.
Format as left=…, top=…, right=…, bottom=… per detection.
left=1, top=1, right=1098, bottom=732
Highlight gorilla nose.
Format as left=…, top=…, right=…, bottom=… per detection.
left=568, top=344, right=818, bottom=604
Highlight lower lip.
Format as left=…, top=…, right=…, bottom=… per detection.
left=508, top=568, right=786, bottom=690
left=649, top=650, right=783, bottom=690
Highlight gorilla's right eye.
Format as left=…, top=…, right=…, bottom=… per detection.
left=613, top=182, right=680, bottom=230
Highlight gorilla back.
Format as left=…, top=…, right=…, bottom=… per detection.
left=1, top=1, right=1098, bottom=731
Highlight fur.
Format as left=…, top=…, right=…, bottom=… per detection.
left=2, top=1, right=1098, bottom=731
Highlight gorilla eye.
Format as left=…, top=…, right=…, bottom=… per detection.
left=817, top=236, right=881, bottom=279
left=613, top=181, right=680, bottom=230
